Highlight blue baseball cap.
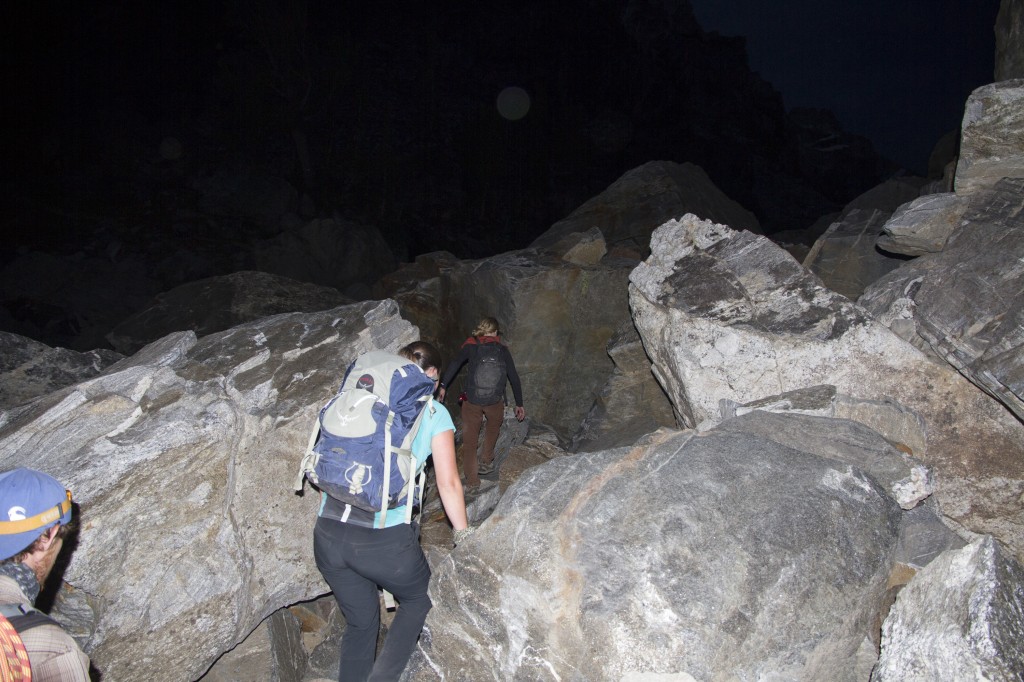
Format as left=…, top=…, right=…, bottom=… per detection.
left=0, top=468, right=73, bottom=561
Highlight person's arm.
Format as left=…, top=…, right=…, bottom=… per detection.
left=504, top=346, right=526, bottom=421
left=431, top=429, right=468, bottom=530
left=438, top=347, right=471, bottom=402
left=21, top=625, right=91, bottom=682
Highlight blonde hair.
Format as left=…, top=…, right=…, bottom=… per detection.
left=472, top=317, right=500, bottom=337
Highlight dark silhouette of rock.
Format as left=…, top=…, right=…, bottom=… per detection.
left=0, top=331, right=122, bottom=410
left=530, top=160, right=760, bottom=254
left=995, top=0, right=1024, bottom=80
left=106, top=271, right=352, bottom=355
left=2, top=1, right=896, bottom=360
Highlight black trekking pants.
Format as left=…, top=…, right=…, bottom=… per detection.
left=313, top=516, right=432, bottom=682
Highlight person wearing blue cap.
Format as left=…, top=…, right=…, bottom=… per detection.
left=0, top=468, right=90, bottom=681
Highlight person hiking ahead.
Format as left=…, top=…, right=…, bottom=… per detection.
left=438, top=317, right=525, bottom=491
left=312, top=341, right=470, bottom=682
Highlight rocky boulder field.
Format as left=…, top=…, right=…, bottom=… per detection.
left=2, top=17, right=1024, bottom=682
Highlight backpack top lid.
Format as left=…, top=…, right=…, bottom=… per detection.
left=339, top=350, right=433, bottom=398
left=322, top=350, right=435, bottom=436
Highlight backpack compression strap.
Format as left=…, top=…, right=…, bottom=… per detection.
left=378, top=410, right=396, bottom=528
left=293, top=410, right=324, bottom=492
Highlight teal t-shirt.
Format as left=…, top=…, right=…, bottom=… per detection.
left=377, top=398, right=455, bottom=527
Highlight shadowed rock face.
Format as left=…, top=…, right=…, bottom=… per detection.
left=860, top=177, right=1024, bottom=424
left=381, top=246, right=642, bottom=444
left=405, top=413, right=917, bottom=681
left=0, top=299, right=419, bottom=682
left=0, top=331, right=122, bottom=410
left=803, top=208, right=909, bottom=301
left=629, top=214, right=1024, bottom=561
left=569, top=321, right=676, bottom=452
left=440, top=252, right=634, bottom=441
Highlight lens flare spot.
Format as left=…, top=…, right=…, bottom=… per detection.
left=497, top=86, right=531, bottom=121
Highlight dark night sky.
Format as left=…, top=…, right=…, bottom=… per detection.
left=0, top=0, right=1012, bottom=351
left=1, top=0, right=1008, bottom=244
left=690, top=0, right=1001, bottom=173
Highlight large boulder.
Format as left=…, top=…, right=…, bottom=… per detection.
left=874, top=192, right=966, bottom=256
left=628, top=214, right=1024, bottom=561
left=0, top=299, right=419, bottom=682
left=873, top=535, right=1024, bottom=681
left=405, top=412, right=935, bottom=681
left=955, top=80, right=1024, bottom=194
left=105, top=270, right=352, bottom=355
left=860, top=177, right=1024, bottom=423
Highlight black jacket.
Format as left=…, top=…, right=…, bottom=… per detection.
left=439, top=338, right=524, bottom=407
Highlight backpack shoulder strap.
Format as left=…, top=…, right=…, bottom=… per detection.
left=0, top=603, right=55, bottom=681
left=403, top=396, right=435, bottom=524
left=0, top=603, right=60, bottom=632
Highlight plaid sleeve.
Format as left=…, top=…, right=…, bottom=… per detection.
left=21, top=624, right=91, bottom=682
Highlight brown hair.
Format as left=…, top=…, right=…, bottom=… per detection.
left=399, top=341, right=443, bottom=373
left=0, top=521, right=73, bottom=566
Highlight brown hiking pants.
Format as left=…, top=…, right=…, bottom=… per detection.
left=460, top=400, right=504, bottom=486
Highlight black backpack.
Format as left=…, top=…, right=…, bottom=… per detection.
left=468, top=342, right=507, bottom=405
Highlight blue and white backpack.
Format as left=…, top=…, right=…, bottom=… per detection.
left=294, top=350, right=436, bottom=527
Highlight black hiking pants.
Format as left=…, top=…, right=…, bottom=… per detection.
left=314, top=516, right=432, bottom=682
